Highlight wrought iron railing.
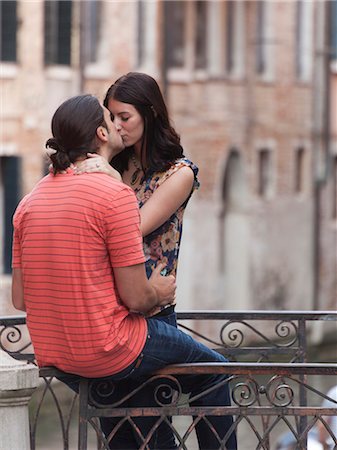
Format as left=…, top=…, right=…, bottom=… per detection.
left=1, top=311, right=337, bottom=450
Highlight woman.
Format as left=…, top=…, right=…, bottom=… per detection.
left=75, top=72, right=200, bottom=449
left=75, top=72, right=199, bottom=324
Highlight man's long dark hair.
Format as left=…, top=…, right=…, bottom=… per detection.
left=46, top=95, right=105, bottom=174
left=104, top=72, right=184, bottom=175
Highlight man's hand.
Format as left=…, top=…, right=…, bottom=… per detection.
left=149, top=263, right=176, bottom=307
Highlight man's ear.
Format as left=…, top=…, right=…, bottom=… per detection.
left=96, top=126, right=108, bottom=142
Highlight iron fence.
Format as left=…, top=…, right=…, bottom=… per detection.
left=1, top=311, right=337, bottom=450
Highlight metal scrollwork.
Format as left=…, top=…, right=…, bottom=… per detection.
left=231, top=378, right=259, bottom=406
left=90, top=378, right=117, bottom=400
left=153, top=376, right=181, bottom=406
left=275, top=321, right=298, bottom=347
left=220, top=320, right=298, bottom=349
left=220, top=321, right=272, bottom=348
left=220, top=324, right=245, bottom=348
left=0, top=324, right=22, bottom=347
left=88, top=374, right=182, bottom=408
left=265, top=376, right=294, bottom=407
left=0, top=324, right=31, bottom=355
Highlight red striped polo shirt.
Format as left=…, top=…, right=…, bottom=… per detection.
left=12, top=170, right=147, bottom=377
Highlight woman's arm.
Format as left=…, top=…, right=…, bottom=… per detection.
left=138, top=166, right=194, bottom=236
left=73, top=155, right=195, bottom=237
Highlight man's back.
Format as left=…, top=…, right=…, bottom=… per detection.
left=12, top=170, right=147, bottom=377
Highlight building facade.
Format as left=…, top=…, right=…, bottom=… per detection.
left=0, top=1, right=336, bottom=317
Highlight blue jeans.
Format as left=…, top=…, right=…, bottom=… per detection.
left=101, top=317, right=236, bottom=450
left=60, top=317, right=237, bottom=449
left=101, top=311, right=178, bottom=449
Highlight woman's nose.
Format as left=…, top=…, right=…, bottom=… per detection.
left=114, top=119, right=122, bottom=131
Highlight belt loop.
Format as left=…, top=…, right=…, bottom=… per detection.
left=135, top=353, right=143, bottom=369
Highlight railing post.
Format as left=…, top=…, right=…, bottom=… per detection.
left=298, top=317, right=308, bottom=446
left=0, top=350, right=39, bottom=450
left=78, top=377, right=89, bottom=450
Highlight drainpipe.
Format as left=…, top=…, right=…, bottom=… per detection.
left=160, top=1, right=169, bottom=102
left=78, top=1, right=87, bottom=94
left=312, top=1, right=332, bottom=310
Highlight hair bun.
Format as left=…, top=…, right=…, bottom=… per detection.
left=46, top=138, right=66, bottom=153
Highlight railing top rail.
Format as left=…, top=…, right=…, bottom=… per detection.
left=38, top=362, right=337, bottom=380
left=0, top=315, right=26, bottom=324
left=156, top=362, right=337, bottom=376
left=176, top=310, right=337, bottom=320
left=1, top=310, right=337, bottom=325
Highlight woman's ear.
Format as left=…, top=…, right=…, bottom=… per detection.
left=96, top=126, right=108, bottom=142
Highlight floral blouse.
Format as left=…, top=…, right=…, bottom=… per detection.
left=134, top=158, right=199, bottom=279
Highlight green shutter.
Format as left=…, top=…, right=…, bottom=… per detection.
left=0, top=1, right=17, bottom=62
left=3, top=157, right=21, bottom=274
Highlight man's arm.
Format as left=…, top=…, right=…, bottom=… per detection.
left=12, top=268, right=26, bottom=311
left=114, top=263, right=176, bottom=314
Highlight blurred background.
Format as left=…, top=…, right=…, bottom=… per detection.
left=0, top=0, right=336, bottom=321
left=1, top=2, right=336, bottom=448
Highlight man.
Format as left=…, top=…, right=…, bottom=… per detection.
left=12, top=95, right=236, bottom=449
left=12, top=94, right=176, bottom=378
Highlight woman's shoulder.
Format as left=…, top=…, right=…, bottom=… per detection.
left=173, top=157, right=198, bottom=173
left=158, top=157, right=199, bottom=190
left=144, top=158, right=200, bottom=191
left=159, top=157, right=198, bottom=180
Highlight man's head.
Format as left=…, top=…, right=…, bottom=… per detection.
left=46, top=94, right=123, bottom=174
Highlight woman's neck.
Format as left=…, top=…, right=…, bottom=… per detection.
left=131, top=147, right=147, bottom=172
left=133, top=143, right=142, bottom=159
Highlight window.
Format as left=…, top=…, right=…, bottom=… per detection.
left=331, top=0, right=337, bottom=60
left=295, top=0, right=313, bottom=81
left=195, top=1, right=207, bottom=70
left=137, top=0, right=146, bottom=67
left=164, top=1, right=186, bottom=69
left=136, top=0, right=159, bottom=73
left=164, top=1, right=209, bottom=75
left=0, top=157, right=21, bottom=274
left=258, top=149, right=272, bottom=197
left=220, top=150, right=246, bottom=271
left=255, top=1, right=273, bottom=79
left=44, top=0, right=72, bottom=65
left=226, top=1, right=235, bottom=73
left=256, top=1, right=266, bottom=74
left=333, top=156, right=337, bottom=220
left=0, top=1, right=17, bottom=62
left=226, top=0, right=245, bottom=77
left=294, top=147, right=305, bottom=193
left=81, top=0, right=101, bottom=65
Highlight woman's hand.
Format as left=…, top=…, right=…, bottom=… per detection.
left=149, top=262, right=176, bottom=307
left=147, top=262, right=176, bottom=317
left=74, top=153, right=122, bottom=181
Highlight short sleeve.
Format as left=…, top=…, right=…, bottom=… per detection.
left=11, top=195, right=29, bottom=269
left=157, top=158, right=200, bottom=193
left=105, top=185, right=145, bottom=267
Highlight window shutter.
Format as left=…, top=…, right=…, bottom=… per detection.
left=44, top=0, right=72, bottom=65
left=0, top=0, right=17, bottom=62
left=3, top=157, right=21, bottom=274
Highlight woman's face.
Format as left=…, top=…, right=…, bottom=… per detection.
left=107, top=98, right=144, bottom=151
